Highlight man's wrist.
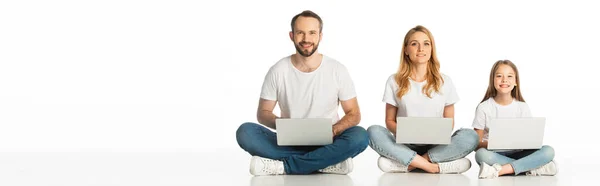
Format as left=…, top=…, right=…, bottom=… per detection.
left=332, top=126, right=338, bottom=136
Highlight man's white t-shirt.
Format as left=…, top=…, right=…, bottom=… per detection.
left=260, top=55, right=356, bottom=124
left=382, top=73, right=459, bottom=118
left=472, top=98, right=532, bottom=141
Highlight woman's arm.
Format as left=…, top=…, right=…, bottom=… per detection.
left=385, top=104, right=398, bottom=134
left=443, top=104, right=455, bottom=129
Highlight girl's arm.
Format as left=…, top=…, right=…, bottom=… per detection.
left=473, top=104, right=488, bottom=149
left=475, top=128, right=488, bottom=149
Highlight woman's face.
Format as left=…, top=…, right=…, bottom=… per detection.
left=405, top=31, right=432, bottom=65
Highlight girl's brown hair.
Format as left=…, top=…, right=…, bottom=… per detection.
left=480, top=60, right=525, bottom=103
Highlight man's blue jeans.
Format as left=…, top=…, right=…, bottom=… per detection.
left=236, top=122, right=369, bottom=174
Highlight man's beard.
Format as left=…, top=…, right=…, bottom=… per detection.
left=294, top=41, right=319, bottom=57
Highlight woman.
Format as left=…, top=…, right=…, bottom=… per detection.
left=367, top=25, right=479, bottom=174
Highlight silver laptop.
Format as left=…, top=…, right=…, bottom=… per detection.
left=488, top=118, right=545, bottom=150
left=396, top=117, right=453, bottom=144
left=276, top=118, right=333, bottom=146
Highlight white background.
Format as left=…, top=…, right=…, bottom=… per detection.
left=1, top=1, right=598, bottom=185
left=216, top=0, right=600, bottom=165
left=0, top=0, right=598, bottom=169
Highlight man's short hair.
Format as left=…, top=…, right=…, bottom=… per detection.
left=290, top=10, right=323, bottom=33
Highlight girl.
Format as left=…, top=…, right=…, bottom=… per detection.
left=474, top=60, right=557, bottom=179
left=367, top=25, right=479, bottom=174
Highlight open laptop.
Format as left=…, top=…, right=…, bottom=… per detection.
left=276, top=118, right=333, bottom=146
left=487, top=118, right=546, bottom=150
left=396, top=117, right=453, bottom=144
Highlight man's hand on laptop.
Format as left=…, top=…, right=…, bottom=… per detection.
left=332, top=125, right=341, bottom=139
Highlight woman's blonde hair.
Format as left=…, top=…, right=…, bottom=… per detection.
left=480, top=60, right=525, bottom=103
left=395, top=25, right=443, bottom=99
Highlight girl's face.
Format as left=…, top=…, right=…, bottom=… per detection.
left=494, top=64, right=517, bottom=95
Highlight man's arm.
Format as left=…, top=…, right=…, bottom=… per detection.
left=332, top=97, right=361, bottom=136
left=257, top=98, right=278, bottom=129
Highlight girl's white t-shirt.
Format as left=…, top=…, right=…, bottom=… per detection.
left=472, top=97, right=532, bottom=141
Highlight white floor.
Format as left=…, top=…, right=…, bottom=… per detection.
left=0, top=148, right=589, bottom=186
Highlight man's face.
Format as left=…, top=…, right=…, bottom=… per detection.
left=290, top=16, right=321, bottom=57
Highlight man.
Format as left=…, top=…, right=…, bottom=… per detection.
left=235, top=10, right=369, bottom=176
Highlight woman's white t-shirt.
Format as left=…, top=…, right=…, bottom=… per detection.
left=382, top=73, right=459, bottom=117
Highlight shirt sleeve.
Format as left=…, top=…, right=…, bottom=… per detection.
left=337, top=64, right=357, bottom=101
left=382, top=75, right=398, bottom=106
left=259, top=67, right=277, bottom=101
left=521, top=103, right=532, bottom=117
left=472, top=104, right=487, bottom=130
left=444, top=75, right=459, bottom=106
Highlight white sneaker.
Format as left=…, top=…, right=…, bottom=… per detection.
left=319, top=158, right=353, bottom=174
left=438, top=158, right=471, bottom=174
left=377, top=156, right=409, bottom=173
left=250, top=156, right=285, bottom=176
left=527, top=160, right=558, bottom=176
left=478, top=163, right=502, bottom=179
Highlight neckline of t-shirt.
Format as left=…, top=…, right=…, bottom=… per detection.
left=288, top=55, right=325, bottom=74
left=408, top=77, right=427, bottom=84
left=491, top=97, right=516, bottom=107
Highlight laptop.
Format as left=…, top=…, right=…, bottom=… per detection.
left=396, top=117, right=453, bottom=144
left=487, top=118, right=546, bottom=150
left=276, top=118, right=333, bottom=146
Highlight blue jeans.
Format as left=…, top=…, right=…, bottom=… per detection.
left=475, top=145, right=555, bottom=174
left=367, top=125, right=479, bottom=165
left=236, top=122, right=369, bottom=174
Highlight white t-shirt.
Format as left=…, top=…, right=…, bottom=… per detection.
left=472, top=98, right=532, bottom=141
left=260, top=55, right=356, bottom=124
left=383, top=73, right=459, bottom=118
